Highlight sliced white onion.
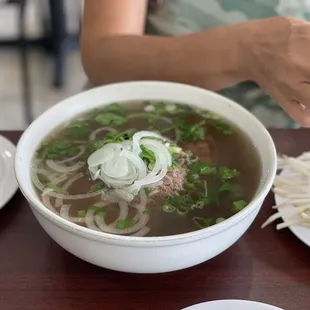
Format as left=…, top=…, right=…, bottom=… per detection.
left=141, top=138, right=172, bottom=166
left=85, top=208, right=101, bottom=231
left=87, top=143, right=121, bottom=168
left=42, top=190, right=102, bottom=200
left=132, top=226, right=150, bottom=237
left=46, top=159, right=84, bottom=173
left=89, top=127, right=114, bottom=141
left=42, top=194, right=57, bottom=213
left=132, top=130, right=167, bottom=155
left=60, top=204, right=85, bottom=224
left=55, top=173, right=84, bottom=207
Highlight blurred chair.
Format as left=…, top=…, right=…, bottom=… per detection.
left=0, top=0, right=80, bottom=125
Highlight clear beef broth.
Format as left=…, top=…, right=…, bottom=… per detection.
left=34, top=101, right=261, bottom=237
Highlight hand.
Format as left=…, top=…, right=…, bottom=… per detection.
left=243, top=17, right=310, bottom=127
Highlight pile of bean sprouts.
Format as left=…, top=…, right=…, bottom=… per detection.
left=262, top=153, right=310, bottom=230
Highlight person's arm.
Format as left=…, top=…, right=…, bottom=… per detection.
left=80, top=0, right=250, bottom=90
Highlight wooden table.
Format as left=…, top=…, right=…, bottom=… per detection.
left=0, top=130, right=309, bottom=310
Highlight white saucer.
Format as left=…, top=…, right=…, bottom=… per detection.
left=182, top=300, right=283, bottom=310
left=0, top=135, right=18, bottom=210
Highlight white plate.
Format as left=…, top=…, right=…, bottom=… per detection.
left=0, top=135, right=18, bottom=210
left=274, top=166, right=310, bottom=247
left=182, top=300, right=283, bottom=310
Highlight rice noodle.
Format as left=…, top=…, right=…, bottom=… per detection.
left=262, top=153, right=310, bottom=230
left=89, top=127, right=114, bottom=140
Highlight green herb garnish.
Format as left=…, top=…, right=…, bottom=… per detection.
left=218, top=167, right=240, bottom=182
left=140, top=145, right=156, bottom=167
left=46, top=183, right=68, bottom=194
left=219, top=182, right=243, bottom=198
left=95, top=112, right=127, bottom=126
left=89, top=181, right=105, bottom=193
left=189, top=162, right=217, bottom=176
left=66, top=120, right=92, bottom=139
left=177, top=120, right=206, bottom=142
left=88, top=206, right=106, bottom=217
left=211, top=120, right=233, bottom=135
left=143, top=209, right=152, bottom=215
left=102, top=103, right=126, bottom=116
left=37, top=140, right=80, bottom=160
left=78, top=210, right=86, bottom=217
left=115, top=219, right=135, bottom=229
left=232, top=200, right=247, bottom=214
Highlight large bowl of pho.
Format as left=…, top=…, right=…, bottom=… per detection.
left=15, top=81, right=276, bottom=273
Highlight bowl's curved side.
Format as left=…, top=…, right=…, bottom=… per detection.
left=29, top=198, right=263, bottom=273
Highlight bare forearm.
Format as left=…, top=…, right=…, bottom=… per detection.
left=81, top=23, right=250, bottom=90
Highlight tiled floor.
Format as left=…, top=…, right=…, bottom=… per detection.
left=0, top=48, right=86, bottom=130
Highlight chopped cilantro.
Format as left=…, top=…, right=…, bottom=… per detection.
left=88, top=206, right=107, bottom=217
left=211, top=120, right=233, bottom=135
left=189, top=162, right=217, bottom=176
left=95, top=112, right=127, bottom=126
left=66, top=120, right=92, bottom=139
left=219, top=182, right=243, bottom=198
left=37, top=140, right=80, bottom=160
left=102, top=103, right=126, bottom=116
left=232, top=200, right=247, bottom=214
left=140, top=145, right=156, bottom=167
left=143, top=209, right=152, bottom=215
left=116, top=219, right=135, bottom=229
left=218, top=167, right=240, bottom=182
left=177, top=120, right=206, bottom=142
left=78, top=210, right=86, bottom=217
left=89, top=181, right=105, bottom=193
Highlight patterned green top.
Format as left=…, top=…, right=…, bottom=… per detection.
left=147, top=0, right=310, bottom=128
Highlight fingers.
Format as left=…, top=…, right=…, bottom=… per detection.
left=271, top=89, right=310, bottom=127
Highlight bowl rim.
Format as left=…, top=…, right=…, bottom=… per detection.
left=15, top=81, right=277, bottom=246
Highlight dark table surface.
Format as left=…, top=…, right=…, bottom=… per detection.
left=0, top=130, right=309, bottom=310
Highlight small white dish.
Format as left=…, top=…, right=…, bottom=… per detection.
left=0, top=135, right=18, bottom=210
left=182, top=300, right=283, bottom=310
left=274, top=166, right=310, bottom=247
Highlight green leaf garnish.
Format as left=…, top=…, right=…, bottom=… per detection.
left=37, top=140, right=80, bottom=160
left=66, top=120, right=92, bottom=139
left=95, top=112, right=127, bottom=126
left=140, top=145, right=156, bottom=167
left=46, top=183, right=68, bottom=194
left=78, top=210, right=86, bottom=217
left=88, top=206, right=107, bottom=217
left=115, top=219, right=135, bottom=229
left=219, top=182, right=243, bottom=198
left=211, top=120, right=233, bottom=135
left=189, top=162, right=217, bottom=176
left=177, top=120, right=206, bottom=142
left=89, top=181, right=105, bottom=193
left=102, top=103, right=126, bottom=116
left=232, top=200, right=247, bottom=214
left=143, top=209, right=152, bottom=215
left=218, top=167, right=240, bottom=182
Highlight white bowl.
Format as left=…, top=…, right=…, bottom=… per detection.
left=15, top=81, right=277, bottom=273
